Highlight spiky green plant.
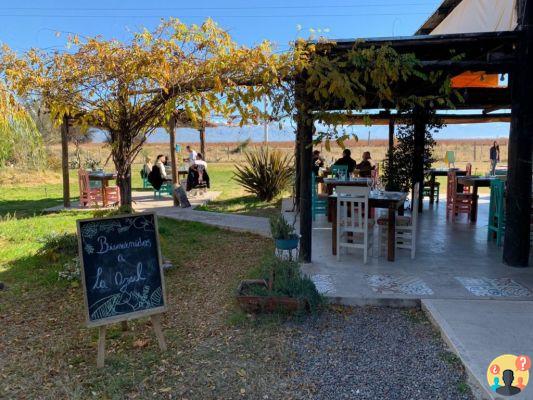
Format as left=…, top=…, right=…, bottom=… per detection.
left=233, top=148, right=294, bottom=202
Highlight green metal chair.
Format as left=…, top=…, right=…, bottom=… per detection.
left=140, top=170, right=151, bottom=189
left=331, top=164, right=348, bottom=179
left=487, top=179, right=505, bottom=246
left=311, top=172, right=327, bottom=221
left=154, top=182, right=173, bottom=199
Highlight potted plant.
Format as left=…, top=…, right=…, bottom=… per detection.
left=236, top=257, right=323, bottom=314
left=270, top=214, right=299, bottom=251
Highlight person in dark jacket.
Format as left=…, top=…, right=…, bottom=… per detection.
left=357, top=151, right=375, bottom=178
left=186, top=161, right=210, bottom=191
left=334, top=149, right=357, bottom=173
left=489, top=141, right=499, bottom=175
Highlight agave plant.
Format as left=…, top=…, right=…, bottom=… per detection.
left=233, top=148, right=294, bottom=202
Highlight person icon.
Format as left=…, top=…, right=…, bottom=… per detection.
left=496, top=369, right=522, bottom=396
left=491, top=376, right=501, bottom=392
left=516, top=377, right=526, bottom=390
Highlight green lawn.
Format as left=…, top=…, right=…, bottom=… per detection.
left=0, top=163, right=280, bottom=219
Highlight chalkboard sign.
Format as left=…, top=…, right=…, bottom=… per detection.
left=77, top=213, right=166, bottom=327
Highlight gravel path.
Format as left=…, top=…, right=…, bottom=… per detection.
left=284, top=307, right=474, bottom=400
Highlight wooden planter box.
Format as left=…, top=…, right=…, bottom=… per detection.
left=236, top=279, right=309, bottom=313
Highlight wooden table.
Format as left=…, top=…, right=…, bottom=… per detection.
left=457, top=176, right=506, bottom=222
left=88, top=172, right=117, bottom=206
left=329, top=191, right=408, bottom=262
left=323, top=177, right=372, bottom=195
left=426, top=168, right=467, bottom=204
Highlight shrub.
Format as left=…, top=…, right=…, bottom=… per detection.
left=233, top=148, right=294, bottom=202
left=37, top=231, right=78, bottom=258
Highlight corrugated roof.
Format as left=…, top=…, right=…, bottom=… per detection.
left=416, top=0, right=463, bottom=35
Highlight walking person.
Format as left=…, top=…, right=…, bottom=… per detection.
left=489, top=141, right=499, bottom=175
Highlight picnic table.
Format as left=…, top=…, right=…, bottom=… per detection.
left=457, top=176, right=506, bottom=222
left=426, top=168, right=467, bottom=204
left=88, top=172, right=117, bottom=207
left=329, top=191, right=408, bottom=262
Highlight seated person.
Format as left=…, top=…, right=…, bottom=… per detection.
left=148, top=154, right=172, bottom=190
left=186, top=153, right=210, bottom=191
left=334, top=149, right=357, bottom=174
left=141, top=156, right=152, bottom=178
left=357, top=151, right=376, bottom=178
left=312, top=150, right=325, bottom=175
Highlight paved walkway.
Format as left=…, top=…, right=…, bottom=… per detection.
left=133, top=191, right=271, bottom=237
left=423, top=299, right=533, bottom=399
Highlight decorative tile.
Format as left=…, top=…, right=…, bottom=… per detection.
left=310, top=274, right=336, bottom=294
left=364, top=274, right=434, bottom=295
left=455, top=277, right=532, bottom=297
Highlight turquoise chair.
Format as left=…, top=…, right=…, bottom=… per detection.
left=331, top=164, right=348, bottom=179
left=140, top=170, right=151, bottom=189
left=487, top=179, right=505, bottom=246
left=311, top=172, right=327, bottom=221
left=154, top=182, right=173, bottom=199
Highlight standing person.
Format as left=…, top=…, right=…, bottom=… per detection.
left=490, top=141, right=498, bottom=175
left=356, top=151, right=375, bottom=178
left=312, top=150, right=325, bottom=175
left=183, top=145, right=197, bottom=167
left=334, top=149, right=357, bottom=174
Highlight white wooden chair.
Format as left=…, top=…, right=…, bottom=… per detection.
left=336, top=186, right=373, bottom=264
left=377, top=182, right=419, bottom=259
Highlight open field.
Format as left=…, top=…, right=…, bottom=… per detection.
left=47, top=138, right=509, bottom=177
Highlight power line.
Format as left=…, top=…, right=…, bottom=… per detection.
left=0, top=12, right=433, bottom=19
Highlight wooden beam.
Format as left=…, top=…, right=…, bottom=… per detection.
left=296, top=81, right=314, bottom=263
left=503, top=0, right=532, bottom=267
left=167, top=117, right=178, bottom=207
left=340, top=113, right=511, bottom=126
left=412, top=107, right=427, bottom=213
left=386, top=115, right=395, bottom=191
left=60, top=115, right=70, bottom=208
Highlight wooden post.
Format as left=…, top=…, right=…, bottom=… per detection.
left=168, top=116, right=178, bottom=206
left=412, top=107, right=427, bottom=213
left=503, top=0, right=532, bottom=267
left=296, top=83, right=313, bottom=263
left=386, top=114, right=395, bottom=191
left=96, top=325, right=106, bottom=368
left=199, top=127, right=206, bottom=159
left=151, top=314, right=167, bottom=351
left=60, top=115, right=70, bottom=208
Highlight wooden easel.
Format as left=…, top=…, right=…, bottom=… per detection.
left=97, top=314, right=167, bottom=368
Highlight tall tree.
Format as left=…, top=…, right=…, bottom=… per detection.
left=0, top=19, right=292, bottom=205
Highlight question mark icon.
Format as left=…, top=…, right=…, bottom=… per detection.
left=491, top=364, right=500, bottom=374
left=515, top=355, right=531, bottom=371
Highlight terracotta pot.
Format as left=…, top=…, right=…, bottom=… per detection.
left=236, top=279, right=309, bottom=313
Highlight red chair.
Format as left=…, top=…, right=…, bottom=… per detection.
left=446, top=171, right=473, bottom=221
left=463, top=163, right=473, bottom=194
left=105, top=186, right=121, bottom=206
left=78, top=169, right=102, bottom=207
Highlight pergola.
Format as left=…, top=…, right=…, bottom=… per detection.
left=295, top=1, right=532, bottom=267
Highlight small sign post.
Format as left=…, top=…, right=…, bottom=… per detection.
left=77, top=212, right=167, bottom=367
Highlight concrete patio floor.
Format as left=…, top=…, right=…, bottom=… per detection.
left=296, top=195, right=533, bottom=306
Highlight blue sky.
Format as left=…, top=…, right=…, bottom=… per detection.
left=0, top=0, right=509, bottom=142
